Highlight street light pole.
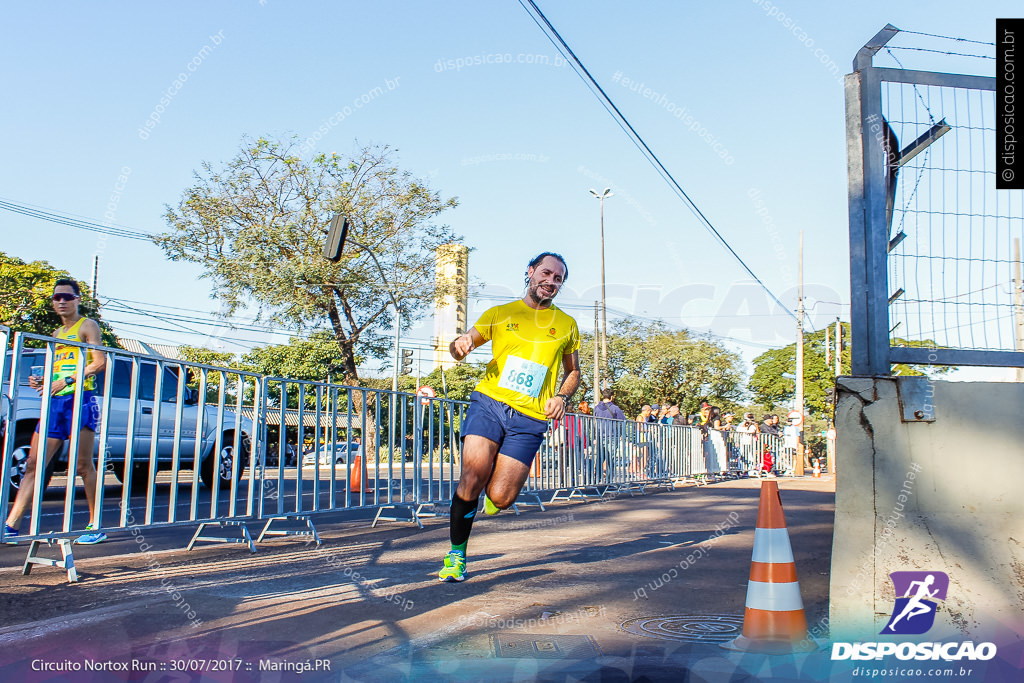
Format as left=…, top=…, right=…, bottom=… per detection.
left=795, top=230, right=805, bottom=475
left=322, top=215, right=403, bottom=391
left=589, top=187, right=612, bottom=384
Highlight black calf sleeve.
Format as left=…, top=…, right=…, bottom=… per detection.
left=449, top=493, right=479, bottom=547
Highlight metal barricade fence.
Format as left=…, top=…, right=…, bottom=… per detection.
left=255, top=377, right=469, bottom=538
left=524, top=415, right=792, bottom=504
left=1, top=332, right=263, bottom=577
left=723, top=429, right=791, bottom=477
left=1, top=328, right=797, bottom=581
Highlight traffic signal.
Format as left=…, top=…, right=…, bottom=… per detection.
left=401, top=349, right=414, bottom=375
left=824, top=386, right=836, bottom=405
left=322, top=214, right=349, bottom=261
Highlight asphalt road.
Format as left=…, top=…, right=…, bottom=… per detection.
left=1, top=475, right=843, bottom=682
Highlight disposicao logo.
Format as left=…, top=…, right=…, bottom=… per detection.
left=831, top=571, right=997, bottom=662
left=882, top=571, right=948, bottom=635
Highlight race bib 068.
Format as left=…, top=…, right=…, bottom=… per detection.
left=497, top=355, right=548, bottom=399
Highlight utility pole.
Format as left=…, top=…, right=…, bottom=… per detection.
left=795, top=231, right=805, bottom=475
left=835, top=317, right=842, bottom=377
left=593, top=301, right=600, bottom=406
left=1015, top=239, right=1024, bottom=382
left=91, top=255, right=99, bottom=303
left=825, top=324, right=831, bottom=369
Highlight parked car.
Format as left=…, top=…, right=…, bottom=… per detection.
left=265, top=442, right=298, bottom=468
left=4, top=350, right=254, bottom=499
left=302, top=442, right=361, bottom=467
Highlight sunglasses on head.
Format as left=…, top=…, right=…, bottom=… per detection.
left=52, top=293, right=79, bottom=302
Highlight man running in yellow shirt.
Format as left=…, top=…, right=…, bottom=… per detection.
left=5, top=279, right=108, bottom=545
left=439, top=253, right=580, bottom=582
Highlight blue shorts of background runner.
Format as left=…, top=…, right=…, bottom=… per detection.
left=36, top=391, right=99, bottom=440
left=461, top=391, right=548, bottom=466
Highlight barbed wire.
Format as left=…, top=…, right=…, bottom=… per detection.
left=897, top=29, right=995, bottom=46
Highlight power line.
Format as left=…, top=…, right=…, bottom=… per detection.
left=0, top=197, right=154, bottom=242
left=515, top=0, right=799, bottom=324
left=105, top=319, right=261, bottom=351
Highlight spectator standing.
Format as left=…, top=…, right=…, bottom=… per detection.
left=759, top=414, right=779, bottom=476
left=736, top=412, right=760, bottom=472
left=702, top=404, right=725, bottom=473
left=593, top=389, right=625, bottom=421
left=633, top=405, right=654, bottom=476
left=593, top=388, right=625, bottom=479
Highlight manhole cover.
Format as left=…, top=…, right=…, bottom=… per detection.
left=491, top=634, right=602, bottom=659
left=620, top=615, right=744, bottom=643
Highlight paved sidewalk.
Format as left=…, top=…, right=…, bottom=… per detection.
left=0, top=476, right=838, bottom=682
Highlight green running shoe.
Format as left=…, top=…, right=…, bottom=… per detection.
left=483, top=494, right=501, bottom=516
left=438, top=550, right=467, bottom=582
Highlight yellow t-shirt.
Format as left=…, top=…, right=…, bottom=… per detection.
left=53, top=317, right=95, bottom=395
left=472, top=300, right=580, bottom=420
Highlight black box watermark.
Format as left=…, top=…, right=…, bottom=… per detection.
left=997, top=18, right=1023, bottom=189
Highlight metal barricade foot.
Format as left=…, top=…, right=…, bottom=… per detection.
left=549, top=487, right=597, bottom=504
left=548, top=489, right=571, bottom=503
left=372, top=505, right=424, bottom=529
left=187, top=521, right=256, bottom=553
left=23, top=539, right=78, bottom=583
left=415, top=502, right=447, bottom=518
left=256, top=516, right=321, bottom=545
left=515, top=492, right=545, bottom=511
left=616, top=481, right=646, bottom=496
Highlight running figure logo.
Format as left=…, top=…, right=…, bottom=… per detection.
left=881, top=571, right=949, bottom=635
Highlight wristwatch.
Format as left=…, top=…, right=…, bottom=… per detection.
left=65, top=376, right=76, bottom=386
left=556, top=394, right=570, bottom=410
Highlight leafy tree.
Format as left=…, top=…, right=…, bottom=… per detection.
left=178, top=345, right=235, bottom=368
left=154, top=136, right=460, bottom=385
left=239, top=331, right=351, bottom=383
left=177, top=344, right=238, bottom=402
left=0, top=251, right=118, bottom=347
left=748, top=322, right=950, bottom=421
left=579, top=316, right=745, bottom=418
left=398, top=362, right=485, bottom=402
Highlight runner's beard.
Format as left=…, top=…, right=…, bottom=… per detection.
left=527, top=280, right=558, bottom=306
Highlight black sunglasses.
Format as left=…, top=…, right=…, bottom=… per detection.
left=52, top=293, right=80, bottom=302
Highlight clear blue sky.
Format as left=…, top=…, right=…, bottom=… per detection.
left=0, top=1, right=1012, bottom=377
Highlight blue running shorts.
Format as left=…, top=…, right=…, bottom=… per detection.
left=37, top=391, right=100, bottom=440
left=461, top=391, right=548, bottom=466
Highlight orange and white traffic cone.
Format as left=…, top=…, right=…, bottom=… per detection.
left=348, top=455, right=373, bottom=494
left=812, top=458, right=821, bottom=478
left=721, top=480, right=817, bottom=653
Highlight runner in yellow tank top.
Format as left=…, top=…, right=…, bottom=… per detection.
left=53, top=317, right=97, bottom=394
left=438, top=253, right=580, bottom=582
left=5, top=279, right=108, bottom=545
